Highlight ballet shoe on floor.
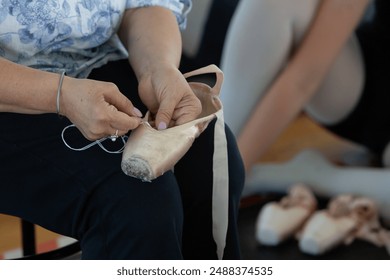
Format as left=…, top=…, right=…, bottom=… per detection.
left=255, top=183, right=317, bottom=246
left=299, top=194, right=390, bottom=255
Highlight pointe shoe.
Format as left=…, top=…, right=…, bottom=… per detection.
left=298, top=195, right=357, bottom=255
left=121, top=65, right=229, bottom=260
left=299, top=194, right=389, bottom=255
left=121, top=64, right=223, bottom=182
left=255, top=183, right=317, bottom=246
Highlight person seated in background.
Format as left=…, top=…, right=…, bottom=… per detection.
left=0, top=0, right=245, bottom=259
left=219, top=0, right=390, bottom=223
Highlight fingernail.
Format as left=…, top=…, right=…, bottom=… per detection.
left=158, top=122, right=167, bottom=130
left=133, top=107, right=143, bottom=117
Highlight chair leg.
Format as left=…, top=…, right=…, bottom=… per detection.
left=20, top=219, right=36, bottom=256
left=17, top=219, right=81, bottom=259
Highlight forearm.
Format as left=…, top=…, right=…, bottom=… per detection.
left=118, top=6, right=182, bottom=80
left=0, top=57, right=61, bottom=114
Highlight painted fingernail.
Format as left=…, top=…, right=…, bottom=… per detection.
left=133, top=107, right=143, bottom=117
left=158, top=122, right=167, bottom=130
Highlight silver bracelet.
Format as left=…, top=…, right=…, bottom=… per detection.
left=56, top=70, right=66, bottom=115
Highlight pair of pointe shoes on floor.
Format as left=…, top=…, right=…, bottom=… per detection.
left=256, top=183, right=390, bottom=256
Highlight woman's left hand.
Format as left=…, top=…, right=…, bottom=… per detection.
left=137, top=64, right=202, bottom=129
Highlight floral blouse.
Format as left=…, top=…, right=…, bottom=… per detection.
left=0, top=0, right=191, bottom=77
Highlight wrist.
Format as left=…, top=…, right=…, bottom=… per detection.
left=135, top=60, right=179, bottom=82
left=57, top=75, right=75, bottom=119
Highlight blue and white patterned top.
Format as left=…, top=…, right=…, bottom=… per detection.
left=0, top=0, right=191, bottom=77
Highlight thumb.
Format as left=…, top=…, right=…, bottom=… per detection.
left=155, top=97, right=175, bottom=130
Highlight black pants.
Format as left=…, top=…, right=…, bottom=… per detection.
left=0, top=60, right=245, bottom=259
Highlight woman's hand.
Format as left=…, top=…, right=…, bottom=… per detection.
left=137, top=64, right=202, bottom=129
left=60, top=77, right=142, bottom=140
left=118, top=7, right=200, bottom=129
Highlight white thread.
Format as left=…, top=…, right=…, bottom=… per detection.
left=61, top=124, right=127, bottom=154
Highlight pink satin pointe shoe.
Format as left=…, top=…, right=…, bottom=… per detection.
left=121, top=64, right=223, bottom=182
left=255, top=183, right=317, bottom=246
left=121, top=65, right=229, bottom=259
left=299, top=194, right=390, bottom=255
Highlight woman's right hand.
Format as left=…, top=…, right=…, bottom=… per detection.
left=60, top=77, right=142, bottom=141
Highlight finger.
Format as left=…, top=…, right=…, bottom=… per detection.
left=106, top=90, right=143, bottom=118
left=155, top=97, right=176, bottom=130
left=110, top=110, right=142, bottom=132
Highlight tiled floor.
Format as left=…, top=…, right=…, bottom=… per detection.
left=0, top=114, right=363, bottom=259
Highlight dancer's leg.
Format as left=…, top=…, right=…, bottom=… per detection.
left=221, top=0, right=376, bottom=203
left=304, top=34, right=364, bottom=125
left=220, top=0, right=315, bottom=135
left=221, top=0, right=364, bottom=134
left=245, top=150, right=390, bottom=226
